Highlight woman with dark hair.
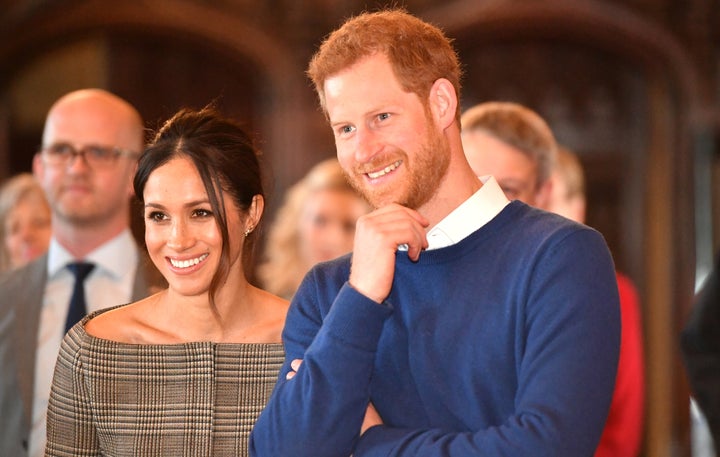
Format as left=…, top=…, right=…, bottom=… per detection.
left=45, top=107, right=288, bottom=456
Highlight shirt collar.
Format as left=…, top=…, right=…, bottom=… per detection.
left=47, top=229, right=139, bottom=279
left=425, top=175, right=510, bottom=250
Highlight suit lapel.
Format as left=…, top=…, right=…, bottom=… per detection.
left=11, top=256, right=48, bottom=432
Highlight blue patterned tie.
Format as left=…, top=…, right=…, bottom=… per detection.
left=64, top=262, right=95, bottom=333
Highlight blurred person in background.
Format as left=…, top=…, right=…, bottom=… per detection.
left=460, top=101, right=556, bottom=208
left=258, top=158, right=370, bottom=299
left=0, top=173, right=51, bottom=272
left=0, top=88, right=165, bottom=457
left=681, top=250, right=720, bottom=452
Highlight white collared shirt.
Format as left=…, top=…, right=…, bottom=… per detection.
left=29, top=229, right=139, bottom=457
left=425, top=175, right=510, bottom=250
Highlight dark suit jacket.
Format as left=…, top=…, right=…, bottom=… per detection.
left=0, top=251, right=165, bottom=457
left=681, top=253, right=720, bottom=449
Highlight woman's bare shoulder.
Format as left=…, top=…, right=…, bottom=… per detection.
left=260, top=288, right=290, bottom=317
left=84, top=293, right=161, bottom=342
left=250, top=288, right=289, bottom=343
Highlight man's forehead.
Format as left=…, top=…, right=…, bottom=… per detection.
left=44, top=104, right=140, bottom=150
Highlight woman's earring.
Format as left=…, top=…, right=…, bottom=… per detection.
left=244, top=227, right=254, bottom=237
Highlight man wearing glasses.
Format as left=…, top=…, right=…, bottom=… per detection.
left=0, top=88, right=165, bottom=457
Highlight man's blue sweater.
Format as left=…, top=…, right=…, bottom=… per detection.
left=251, top=201, right=620, bottom=456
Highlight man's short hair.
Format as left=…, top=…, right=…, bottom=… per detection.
left=461, top=101, right=558, bottom=186
left=307, top=9, right=463, bottom=120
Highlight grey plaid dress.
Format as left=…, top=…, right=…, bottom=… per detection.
left=45, top=310, right=284, bottom=457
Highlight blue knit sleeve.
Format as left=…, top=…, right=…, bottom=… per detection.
left=250, top=276, right=393, bottom=457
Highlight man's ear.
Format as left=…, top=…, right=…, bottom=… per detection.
left=127, top=161, right=138, bottom=199
left=32, top=153, right=44, bottom=180
left=428, top=78, right=457, bottom=130
left=535, top=179, right=554, bottom=210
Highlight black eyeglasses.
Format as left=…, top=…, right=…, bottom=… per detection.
left=40, top=143, right=139, bottom=169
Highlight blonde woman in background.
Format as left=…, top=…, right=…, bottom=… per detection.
left=0, top=173, right=51, bottom=272
left=258, top=158, right=370, bottom=299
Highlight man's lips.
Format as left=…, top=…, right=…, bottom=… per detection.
left=366, top=160, right=402, bottom=179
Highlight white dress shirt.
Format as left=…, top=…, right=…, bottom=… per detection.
left=397, top=175, right=509, bottom=252
left=29, top=229, right=139, bottom=457
left=425, top=175, right=510, bottom=250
